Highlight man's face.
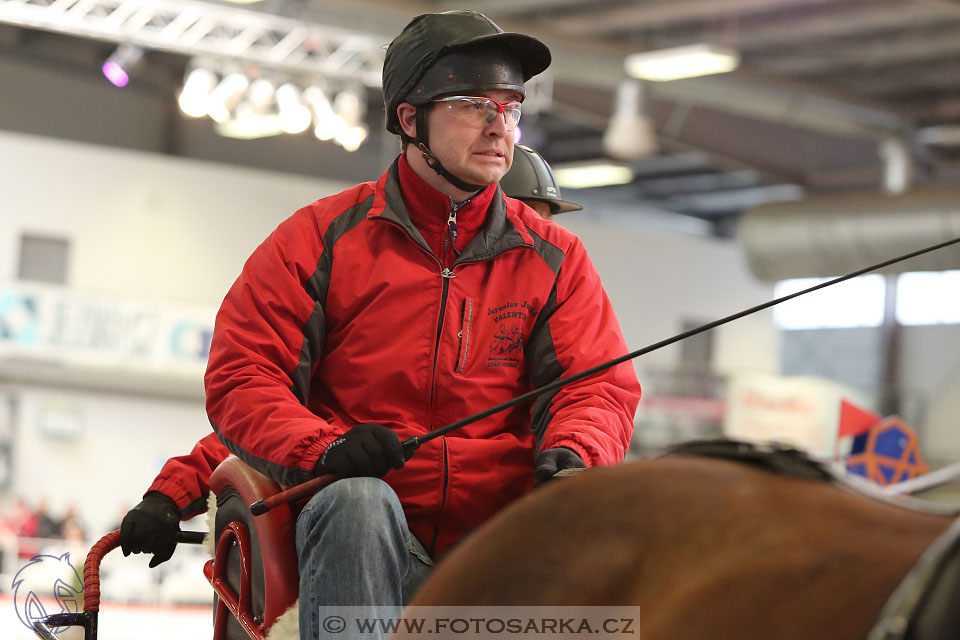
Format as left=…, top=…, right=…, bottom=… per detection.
left=424, top=89, right=522, bottom=187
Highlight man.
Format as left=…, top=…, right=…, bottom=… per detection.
left=499, top=143, right=582, bottom=220
left=124, top=10, right=639, bottom=637
left=120, top=146, right=596, bottom=564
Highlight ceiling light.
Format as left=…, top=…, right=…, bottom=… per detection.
left=554, top=163, right=634, bottom=189
left=178, top=67, right=217, bottom=118
left=624, top=43, right=739, bottom=82
left=335, top=125, right=368, bottom=152
left=603, top=80, right=658, bottom=160
left=304, top=85, right=347, bottom=141
left=333, top=88, right=365, bottom=127
left=102, top=44, right=144, bottom=87
left=215, top=104, right=284, bottom=139
left=276, top=83, right=313, bottom=134
left=206, top=72, right=249, bottom=123
left=247, top=78, right=277, bottom=114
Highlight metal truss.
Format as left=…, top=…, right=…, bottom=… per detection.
left=0, top=0, right=385, bottom=85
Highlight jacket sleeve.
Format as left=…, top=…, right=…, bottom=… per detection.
left=146, top=432, right=231, bottom=519
left=527, top=235, right=641, bottom=467
left=204, top=209, right=343, bottom=487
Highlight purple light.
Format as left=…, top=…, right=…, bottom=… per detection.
left=514, top=125, right=522, bottom=144
left=102, top=61, right=129, bottom=87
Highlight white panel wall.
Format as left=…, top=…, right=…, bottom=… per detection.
left=0, top=129, right=348, bottom=302
left=5, top=385, right=210, bottom=536
left=560, top=216, right=777, bottom=376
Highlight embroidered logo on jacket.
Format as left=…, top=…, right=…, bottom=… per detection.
left=486, top=301, right=536, bottom=368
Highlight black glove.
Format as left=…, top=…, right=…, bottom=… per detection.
left=534, top=447, right=587, bottom=486
left=315, top=423, right=405, bottom=478
left=119, top=492, right=181, bottom=568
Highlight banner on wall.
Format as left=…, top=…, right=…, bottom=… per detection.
left=0, top=282, right=215, bottom=376
left=724, top=372, right=874, bottom=458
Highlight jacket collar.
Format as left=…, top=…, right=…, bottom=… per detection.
left=375, top=156, right=534, bottom=262
left=397, top=153, right=493, bottom=234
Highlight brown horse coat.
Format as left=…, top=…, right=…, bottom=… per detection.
left=406, top=457, right=953, bottom=640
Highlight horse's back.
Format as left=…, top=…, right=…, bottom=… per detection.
left=409, top=457, right=953, bottom=640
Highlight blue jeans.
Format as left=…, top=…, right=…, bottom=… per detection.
left=295, top=477, right=434, bottom=640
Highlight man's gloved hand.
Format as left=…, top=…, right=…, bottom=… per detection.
left=315, top=423, right=405, bottom=478
left=119, top=492, right=181, bottom=568
left=534, top=447, right=587, bottom=486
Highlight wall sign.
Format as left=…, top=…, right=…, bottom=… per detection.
left=0, top=282, right=215, bottom=375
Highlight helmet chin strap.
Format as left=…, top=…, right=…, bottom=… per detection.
left=414, top=107, right=486, bottom=194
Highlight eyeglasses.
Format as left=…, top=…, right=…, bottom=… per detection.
left=432, top=96, right=522, bottom=131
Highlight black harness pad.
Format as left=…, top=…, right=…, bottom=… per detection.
left=663, top=438, right=834, bottom=481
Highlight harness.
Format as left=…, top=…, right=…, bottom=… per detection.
left=664, top=439, right=960, bottom=640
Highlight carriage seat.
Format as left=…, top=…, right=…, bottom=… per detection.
left=207, top=456, right=301, bottom=640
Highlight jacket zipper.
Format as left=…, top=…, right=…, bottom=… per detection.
left=429, top=267, right=455, bottom=408
left=429, top=200, right=469, bottom=553
left=430, top=198, right=465, bottom=407
left=443, top=199, right=465, bottom=262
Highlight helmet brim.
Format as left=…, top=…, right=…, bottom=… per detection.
left=440, top=31, right=551, bottom=83
left=525, top=196, right=584, bottom=215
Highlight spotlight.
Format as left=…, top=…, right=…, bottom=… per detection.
left=206, top=72, right=250, bottom=123
left=303, top=85, right=346, bottom=141
left=333, top=88, right=364, bottom=127
left=335, top=125, right=368, bottom=152
left=178, top=67, right=218, bottom=118
left=247, top=78, right=277, bottom=114
left=331, top=87, right=369, bottom=151
left=276, top=83, right=313, bottom=134
left=102, top=44, right=144, bottom=88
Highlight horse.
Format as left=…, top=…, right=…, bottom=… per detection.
left=402, top=442, right=960, bottom=640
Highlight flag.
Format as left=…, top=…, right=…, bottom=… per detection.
left=837, top=398, right=880, bottom=439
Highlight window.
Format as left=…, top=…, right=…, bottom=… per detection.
left=773, top=275, right=886, bottom=330
left=896, top=271, right=960, bottom=325
left=18, top=234, right=70, bottom=285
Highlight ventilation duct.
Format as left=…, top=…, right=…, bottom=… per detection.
left=739, top=187, right=960, bottom=282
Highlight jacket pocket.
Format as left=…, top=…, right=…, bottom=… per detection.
left=455, top=297, right=473, bottom=375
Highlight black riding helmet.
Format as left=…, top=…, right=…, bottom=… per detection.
left=501, top=144, right=583, bottom=215
left=382, top=11, right=551, bottom=192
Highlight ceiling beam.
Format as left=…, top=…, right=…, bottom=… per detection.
left=752, top=26, right=960, bottom=76
left=851, top=62, right=960, bottom=95
left=559, top=0, right=956, bottom=51
left=651, top=71, right=911, bottom=140
left=544, top=0, right=846, bottom=36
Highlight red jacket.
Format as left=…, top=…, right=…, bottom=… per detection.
left=201, top=157, right=640, bottom=556
left=147, top=431, right=228, bottom=518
